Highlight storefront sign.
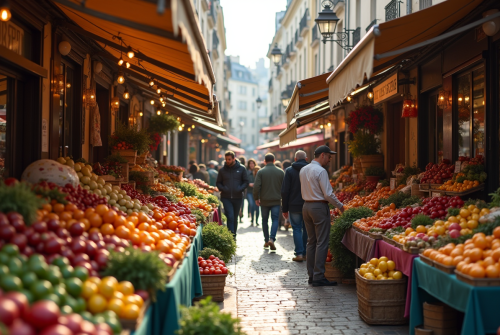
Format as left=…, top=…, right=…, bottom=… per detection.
left=42, top=119, right=48, bottom=152
left=0, top=21, right=24, bottom=56
left=373, top=72, right=398, bottom=105
left=431, top=192, right=442, bottom=197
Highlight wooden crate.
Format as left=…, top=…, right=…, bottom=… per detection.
left=355, top=269, right=407, bottom=325
left=111, top=149, right=137, bottom=164
left=136, top=152, right=148, bottom=165
left=121, top=163, right=129, bottom=183
left=455, top=270, right=500, bottom=286
left=412, top=184, right=427, bottom=198
left=197, top=274, right=228, bottom=302
left=434, top=261, right=455, bottom=274
left=419, top=254, right=435, bottom=267
left=423, top=302, right=459, bottom=335
left=325, top=262, right=342, bottom=282
left=120, top=299, right=150, bottom=331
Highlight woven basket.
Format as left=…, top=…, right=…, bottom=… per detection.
left=355, top=269, right=407, bottom=325
left=197, top=274, right=227, bottom=302
left=325, top=262, right=343, bottom=282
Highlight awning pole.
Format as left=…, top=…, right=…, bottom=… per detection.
left=375, top=11, right=500, bottom=60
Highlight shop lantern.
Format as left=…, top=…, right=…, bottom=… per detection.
left=437, top=89, right=450, bottom=109
left=139, top=111, right=143, bottom=117
left=150, top=99, right=155, bottom=105
left=123, top=88, right=130, bottom=100
left=85, top=87, right=96, bottom=108
left=270, top=43, right=283, bottom=66
left=117, top=71, right=125, bottom=84
left=402, top=96, right=417, bottom=118
left=118, top=57, right=124, bottom=66
left=111, top=96, right=120, bottom=114
left=0, top=0, right=11, bottom=22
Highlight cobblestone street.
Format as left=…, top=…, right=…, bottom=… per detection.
left=223, top=209, right=409, bottom=335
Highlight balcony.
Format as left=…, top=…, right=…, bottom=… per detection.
left=300, top=8, right=310, bottom=37
left=366, top=19, right=378, bottom=32
left=289, top=42, right=296, bottom=60
left=295, top=29, right=303, bottom=48
left=207, top=0, right=217, bottom=28
left=268, top=78, right=273, bottom=93
left=311, top=23, right=320, bottom=48
left=385, top=0, right=401, bottom=22
left=352, top=27, right=360, bottom=47
left=212, top=31, right=220, bottom=59
left=282, top=45, right=290, bottom=69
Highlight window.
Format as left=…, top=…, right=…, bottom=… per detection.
left=252, top=134, right=255, bottom=144
left=427, top=92, right=444, bottom=163
left=238, top=101, right=247, bottom=110
left=252, top=103, right=255, bottom=112
left=252, top=87, right=255, bottom=97
left=241, top=134, right=247, bottom=142
left=239, top=85, right=247, bottom=95
left=252, top=119, right=255, bottom=128
left=238, top=71, right=243, bottom=78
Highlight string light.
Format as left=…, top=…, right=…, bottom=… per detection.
left=117, top=71, right=125, bottom=84
left=157, top=110, right=161, bottom=115
left=327, top=122, right=331, bottom=127
left=123, top=89, right=130, bottom=99
left=176, top=117, right=181, bottom=121
left=181, top=124, right=185, bottom=127
left=320, top=124, right=324, bottom=129
left=159, top=95, right=164, bottom=102
left=127, top=46, right=135, bottom=59
left=178, top=126, right=183, bottom=131
left=162, top=102, right=166, bottom=107
left=187, top=128, right=191, bottom=131
left=118, top=57, right=124, bottom=66
left=156, top=87, right=161, bottom=94
left=192, top=125, right=195, bottom=129
left=165, top=111, right=168, bottom=115
left=149, top=78, right=155, bottom=87
left=125, top=62, right=130, bottom=68
left=139, top=111, right=143, bottom=116
left=150, top=99, right=155, bottom=105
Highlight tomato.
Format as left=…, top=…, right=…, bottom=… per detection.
left=215, top=269, right=222, bottom=275
left=203, top=268, right=210, bottom=275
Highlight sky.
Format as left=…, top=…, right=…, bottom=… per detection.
left=220, top=0, right=287, bottom=69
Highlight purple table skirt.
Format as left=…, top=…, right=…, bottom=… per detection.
left=341, top=227, right=378, bottom=261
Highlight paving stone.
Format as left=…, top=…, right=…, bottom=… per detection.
left=226, top=208, right=409, bottom=335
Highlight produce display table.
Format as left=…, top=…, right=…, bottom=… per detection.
left=409, top=258, right=500, bottom=335
left=373, top=240, right=419, bottom=318
left=341, top=227, right=378, bottom=261
left=133, top=226, right=203, bottom=335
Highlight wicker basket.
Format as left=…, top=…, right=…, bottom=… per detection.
left=325, top=262, right=343, bottom=282
left=136, top=152, right=148, bottom=165
left=355, top=269, right=407, bottom=325
left=134, top=171, right=155, bottom=187
left=423, top=302, right=459, bottom=335
left=197, top=274, right=227, bottom=302
left=111, top=149, right=137, bottom=164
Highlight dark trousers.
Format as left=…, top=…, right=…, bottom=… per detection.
left=303, top=202, right=331, bottom=281
left=221, top=198, right=242, bottom=237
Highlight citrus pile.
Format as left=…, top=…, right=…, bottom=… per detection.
left=438, top=179, right=481, bottom=192
left=358, top=257, right=403, bottom=280
left=345, top=186, right=404, bottom=211
left=354, top=204, right=400, bottom=231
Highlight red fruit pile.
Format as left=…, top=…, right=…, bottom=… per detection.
left=326, top=250, right=332, bottom=263
left=198, top=255, right=228, bottom=275
left=112, top=141, right=132, bottom=150
left=421, top=162, right=454, bottom=184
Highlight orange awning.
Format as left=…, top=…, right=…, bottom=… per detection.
left=327, top=0, right=483, bottom=106
left=53, top=0, right=218, bottom=120
left=228, top=144, right=245, bottom=154
left=260, top=123, right=287, bottom=133
left=227, top=134, right=242, bottom=144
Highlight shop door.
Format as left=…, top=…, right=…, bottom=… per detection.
left=339, top=131, right=346, bottom=167
left=387, top=102, right=406, bottom=171
left=93, top=84, right=110, bottom=163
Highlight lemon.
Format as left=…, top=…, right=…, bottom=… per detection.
left=387, top=277, right=394, bottom=280
left=377, top=261, right=388, bottom=272
left=392, top=271, right=403, bottom=280
left=379, top=256, right=388, bottom=263
left=373, top=269, right=382, bottom=277
left=360, top=263, right=368, bottom=269
left=366, top=265, right=375, bottom=273
left=376, top=274, right=384, bottom=280
left=388, top=270, right=395, bottom=278
left=359, top=268, right=367, bottom=276
left=369, top=258, right=379, bottom=266
left=380, top=276, right=387, bottom=280
left=364, top=273, right=376, bottom=280
left=387, top=260, right=396, bottom=271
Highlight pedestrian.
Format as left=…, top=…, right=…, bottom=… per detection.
left=252, top=166, right=261, bottom=226
left=237, top=156, right=247, bottom=223
left=274, top=160, right=282, bottom=169
left=198, top=164, right=210, bottom=184
left=207, top=161, right=219, bottom=187
left=186, top=163, right=198, bottom=180
left=282, top=159, right=292, bottom=170
left=192, top=164, right=206, bottom=182
left=253, top=153, right=284, bottom=251
left=216, top=151, right=249, bottom=239
left=281, top=150, right=309, bottom=262
left=300, top=145, right=344, bottom=287
left=246, top=159, right=258, bottom=226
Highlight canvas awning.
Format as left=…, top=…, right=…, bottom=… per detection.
left=227, top=134, right=242, bottom=144
left=260, top=123, right=287, bottom=133
left=227, top=144, right=245, bottom=154
left=259, top=132, right=325, bottom=151
left=326, top=0, right=483, bottom=107
left=54, top=0, right=216, bottom=116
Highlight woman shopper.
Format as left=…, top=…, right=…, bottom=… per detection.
left=246, top=159, right=258, bottom=226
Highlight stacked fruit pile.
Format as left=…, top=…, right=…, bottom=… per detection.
left=345, top=185, right=405, bottom=211
left=197, top=255, right=228, bottom=275
left=358, top=257, right=403, bottom=280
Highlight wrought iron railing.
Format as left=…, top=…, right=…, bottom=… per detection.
left=419, top=0, right=432, bottom=9
left=295, top=30, right=299, bottom=44
left=300, top=8, right=309, bottom=32
left=312, top=23, right=319, bottom=41
left=268, top=78, right=273, bottom=90
left=366, top=19, right=378, bottom=32
left=212, top=30, right=219, bottom=52
left=352, top=27, right=360, bottom=46
left=209, top=0, right=217, bottom=23
left=385, top=0, right=401, bottom=22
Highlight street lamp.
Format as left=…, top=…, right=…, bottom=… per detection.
left=270, top=43, right=283, bottom=66
left=315, top=0, right=357, bottom=51
left=281, top=84, right=294, bottom=108
left=256, top=97, right=262, bottom=109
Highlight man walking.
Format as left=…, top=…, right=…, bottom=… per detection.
left=207, top=161, right=219, bottom=187
left=253, top=153, right=284, bottom=251
left=216, top=151, right=249, bottom=239
left=300, top=145, right=345, bottom=287
left=281, top=150, right=309, bottom=262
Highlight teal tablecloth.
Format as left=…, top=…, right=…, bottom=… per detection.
left=134, top=226, right=203, bottom=335
left=410, top=258, right=500, bottom=335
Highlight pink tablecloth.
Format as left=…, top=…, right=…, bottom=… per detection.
left=373, top=240, right=419, bottom=318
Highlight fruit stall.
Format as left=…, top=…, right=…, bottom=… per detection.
left=327, top=158, right=500, bottom=334
left=0, top=144, right=237, bottom=335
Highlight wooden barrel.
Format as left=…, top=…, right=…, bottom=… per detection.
left=355, top=269, right=407, bottom=325
left=325, top=262, right=343, bottom=282
left=423, top=302, right=459, bottom=335
left=360, top=155, right=384, bottom=173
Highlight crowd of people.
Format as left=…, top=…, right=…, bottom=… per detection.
left=186, top=145, right=345, bottom=287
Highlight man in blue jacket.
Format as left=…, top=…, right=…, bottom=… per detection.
left=281, top=150, right=309, bottom=262
left=216, top=151, right=249, bottom=239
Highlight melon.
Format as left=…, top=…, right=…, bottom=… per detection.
left=21, top=159, right=79, bottom=187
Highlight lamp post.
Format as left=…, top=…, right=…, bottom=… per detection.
left=315, top=0, right=358, bottom=51
left=270, top=43, right=283, bottom=66
left=256, top=96, right=262, bottom=109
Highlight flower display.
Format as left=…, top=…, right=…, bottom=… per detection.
left=346, top=105, right=383, bottom=134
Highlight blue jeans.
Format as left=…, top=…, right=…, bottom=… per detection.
left=261, top=205, right=280, bottom=242
left=221, top=198, right=242, bottom=237
left=246, top=192, right=259, bottom=222
left=289, top=212, right=308, bottom=256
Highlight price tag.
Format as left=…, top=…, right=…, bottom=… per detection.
left=338, top=182, right=343, bottom=190
left=390, top=178, right=396, bottom=190
left=431, top=192, right=442, bottom=197
left=461, top=161, right=469, bottom=171
left=454, top=161, right=462, bottom=173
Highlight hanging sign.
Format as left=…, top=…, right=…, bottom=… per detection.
left=373, top=72, right=398, bottom=105
left=0, top=21, right=24, bottom=56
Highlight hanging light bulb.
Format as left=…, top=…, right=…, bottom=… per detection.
left=159, top=95, right=164, bottom=102
left=150, top=99, right=155, bottom=105
left=118, top=57, right=124, bottom=66
left=178, top=126, right=183, bottom=131
left=367, top=91, right=374, bottom=99
left=327, top=122, right=331, bottom=127
left=157, top=110, right=161, bottom=115
left=127, top=46, right=135, bottom=59
left=165, top=111, right=168, bottom=115
left=181, top=124, right=185, bottom=128
left=139, top=111, right=143, bottom=116
left=156, top=87, right=161, bottom=94
left=177, top=117, right=181, bottom=121
left=187, top=127, right=191, bottom=131
left=125, top=62, right=130, bottom=69
left=320, top=124, right=324, bottom=129
left=149, top=78, right=155, bottom=87
left=192, top=125, right=195, bottom=128
left=117, top=71, right=125, bottom=84
left=0, top=0, right=11, bottom=22
left=346, top=96, right=352, bottom=102
left=162, top=102, right=166, bottom=107
left=123, top=89, right=130, bottom=99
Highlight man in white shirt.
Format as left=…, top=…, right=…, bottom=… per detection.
left=299, top=145, right=345, bottom=287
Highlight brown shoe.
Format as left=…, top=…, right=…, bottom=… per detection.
left=264, top=242, right=270, bottom=248
left=268, top=240, right=276, bottom=251
left=292, top=255, right=304, bottom=262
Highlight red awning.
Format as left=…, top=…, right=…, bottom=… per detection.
left=228, top=144, right=245, bottom=154
left=260, top=123, right=287, bottom=133
left=256, top=133, right=325, bottom=151
left=227, top=134, right=242, bottom=144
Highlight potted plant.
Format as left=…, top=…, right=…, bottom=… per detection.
left=346, top=106, right=384, bottom=173
left=364, top=166, right=386, bottom=183
left=110, top=123, right=153, bottom=164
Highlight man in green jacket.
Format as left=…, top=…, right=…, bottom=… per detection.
left=253, top=153, right=285, bottom=251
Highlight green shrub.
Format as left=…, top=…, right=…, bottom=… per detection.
left=329, top=207, right=374, bottom=277
left=207, top=195, right=220, bottom=206
left=202, top=224, right=236, bottom=263
left=364, top=166, right=385, bottom=177
left=401, top=196, right=422, bottom=207
left=199, top=248, right=224, bottom=260
left=379, top=191, right=412, bottom=208
left=347, top=131, right=381, bottom=158
left=148, top=114, right=179, bottom=135
left=176, top=297, right=245, bottom=335
left=175, top=182, right=197, bottom=197
left=0, top=182, right=45, bottom=224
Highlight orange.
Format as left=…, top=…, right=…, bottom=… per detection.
left=42, top=203, right=53, bottom=212
left=53, top=203, right=65, bottom=213
left=95, top=204, right=109, bottom=216
left=89, top=213, right=103, bottom=228
left=81, top=281, right=98, bottom=299
left=486, top=265, right=500, bottom=278
left=137, top=223, right=150, bottom=231
left=473, top=237, right=487, bottom=250
left=65, top=203, right=78, bottom=212
left=150, top=232, right=161, bottom=243
left=124, top=221, right=136, bottom=231
left=103, top=210, right=118, bottom=224
left=128, top=216, right=139, bottom=225
left=101, top=223, right=115, bottom=236
left=120, top=304, right=140, bottom=319
left=117, top=281, right=134, bottom=295
left=114, top=215, right=127, bottom=228
left=88, top=294, right=107, bottom=314
left=89, top=227, right=100, bottom=234
left=115, top=226, right=131, bottom=239
left=111, top=291, right=125, bottom=301
left=171, top=248, right=183, bottom=260
left=450, top=248, right=463, bottom=258
left=98, top=277, right=118, bottom=299
left=73, top=210, right=85, bottom=220
left=492, top=249, right=500, bottom=261
left=107, top=298, right=125, bottom=316
left=81, top=218, right=91, bottom=231
left=168, top=221, right=178, bottom=231
left=85, top=208, right=96, bottom=218
left=133, top=294, right=144, bottom=307
left=452, top=256, right=464, bottom=266
left=122, top=295, right=138, bottom=306
left=442, top=256, right=453, bottom=266
left=138, top=212, right=149, bottom=223
left=87, top=277, right=101, bottom=286
left=493, top=227, right=500, bottom=239
left=469, top=265, right=486, bottom=278
left=469, top=248, right=483, bottom=262
left=483, top=257, right=495, bottom=267
left=130, top=233, right=141, bottom=245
